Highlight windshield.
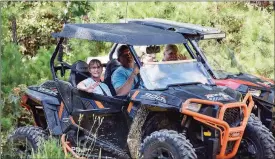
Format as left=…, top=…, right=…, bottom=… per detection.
left=195, top=40, right=243, bottom=79
left=140, top=60, right=214, bottom=90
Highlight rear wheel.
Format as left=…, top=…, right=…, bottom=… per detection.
left=7, top=126, right=47, bottom=158
left=235, top=114, right=275, bottom=159
left=140, top=130, right=197, bottom=159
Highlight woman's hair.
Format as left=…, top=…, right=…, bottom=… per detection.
left=88, top=59, right=102, bottom=69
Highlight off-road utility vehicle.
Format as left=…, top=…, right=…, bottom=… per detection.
left=126, top=18, right=275, bottom=134
left=8, top=23, right=275, bottom=159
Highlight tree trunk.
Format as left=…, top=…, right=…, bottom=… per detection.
left=11, top=16, right=17, bottom=44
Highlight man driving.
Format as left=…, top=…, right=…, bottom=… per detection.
left=111, top=45, right=142, bottom=96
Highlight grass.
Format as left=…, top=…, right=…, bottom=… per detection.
left=32, top=137, right=69, bottom=159
left=0, top=113, right=105, bottom=159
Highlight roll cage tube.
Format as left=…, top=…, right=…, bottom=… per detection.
left=50, top=38, right=64, bottom=80
left=108, top=43, right=118, bottom=61
left=188, top=39, right=218, bottom=79
left=183, top=43, right=196, bottom=59
left=128, top=45, right=142, bottom=68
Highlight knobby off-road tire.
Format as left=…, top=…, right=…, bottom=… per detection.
left=7, top=126, right=48, bottom=157
left=140, top=130, right=197, bottom=159
left=235, top=114, right=275, bottom=159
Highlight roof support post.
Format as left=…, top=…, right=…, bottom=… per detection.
left=50, top=38, right=64, bottom=80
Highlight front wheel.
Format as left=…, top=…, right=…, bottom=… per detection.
left=139, top=130, right=197, bottom=159
left=235, top=114, right=275, bottom=159
left=7, top=126, right=47, bottom=158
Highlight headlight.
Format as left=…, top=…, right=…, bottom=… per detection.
left=248, top=89, right=261, bottom=97
left=187, top=103, right=202, bottom=112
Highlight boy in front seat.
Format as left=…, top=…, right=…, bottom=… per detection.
left=77, top=59, right=112, bottom=96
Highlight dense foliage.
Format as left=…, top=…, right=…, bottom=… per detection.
left=0, top=2, right=274, bottom=157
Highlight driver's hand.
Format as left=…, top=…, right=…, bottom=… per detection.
left=133, top=65, right=140, bottom=75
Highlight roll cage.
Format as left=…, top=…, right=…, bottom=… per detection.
left=22, top=21, right=259, bottom=159
left=124, top=18, right=227, bottom=79
left=50, top=23, right=187, bottom=81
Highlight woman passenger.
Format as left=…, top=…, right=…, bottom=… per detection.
left=77, top=59, right=112, bottom=96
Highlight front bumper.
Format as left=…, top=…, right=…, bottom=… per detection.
left=181, top=93, right=254, bottom=159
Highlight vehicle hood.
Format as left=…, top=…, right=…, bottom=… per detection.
left=163, top=84, right=240, bottom=103
left=131, top=84, right=240, bottom=108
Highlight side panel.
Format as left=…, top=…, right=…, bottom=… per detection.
left=25, top=89, right=62, bottom=133
left=126, top=90, right=182, bottom=158
left=42, top=101, right=63, bottom=135
left=127, top=90, right=181, bottom=119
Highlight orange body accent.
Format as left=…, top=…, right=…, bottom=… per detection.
left=21, top=103, right=31, bottom=111
left=69, top=116, right=76, bottom=124
left=61, top=134, right=86, bottom=159
left=127, top=90, right=140, bottom=113
left=21, top=95, right=29, bottom=105
left=95, top=100, right=104, bottom=108
left=127, top=102, right=134, bottom=113
left=181, top=93, right=254, bottom=159
left=58, top=102, right=65, bottom=119
left=20, top=95, right=38, bottom=126
left=58, top=103, right=75, bottom=124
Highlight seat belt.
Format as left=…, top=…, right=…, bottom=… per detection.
left=133, top=73, right=141, bottom=89
left=98, top=82, right=108, bottom=96
left=71, top=67, right=108, bottom=96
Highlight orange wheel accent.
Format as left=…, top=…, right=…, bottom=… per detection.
left=127, top=102, right=134, bottom=113
left=181, top=93, right=254, bottom=159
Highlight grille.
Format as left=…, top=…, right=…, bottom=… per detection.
left=223, top=108, right=242, bottom=127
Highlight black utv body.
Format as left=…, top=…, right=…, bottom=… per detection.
left=8, top=22, right=275, bottom=159
left=125, top=18, right=275, bottom=134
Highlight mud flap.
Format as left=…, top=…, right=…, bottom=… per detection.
left=42, top=101, right=62, bottom=135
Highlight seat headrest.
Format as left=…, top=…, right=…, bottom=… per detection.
left=69, top=60, right=90, bottom=87
left=104, top=59, right=121, bottom=79
left=104, top=59, right=121, bottom=96
left=71, top=60, right=89, bottom=73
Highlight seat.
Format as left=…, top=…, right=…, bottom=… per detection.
left=104, top=59, right=121, bottom=96
left=69, top=60, right=90, bottom=87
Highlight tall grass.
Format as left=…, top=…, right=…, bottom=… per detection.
left=32, top=137, right=69, bottom=159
